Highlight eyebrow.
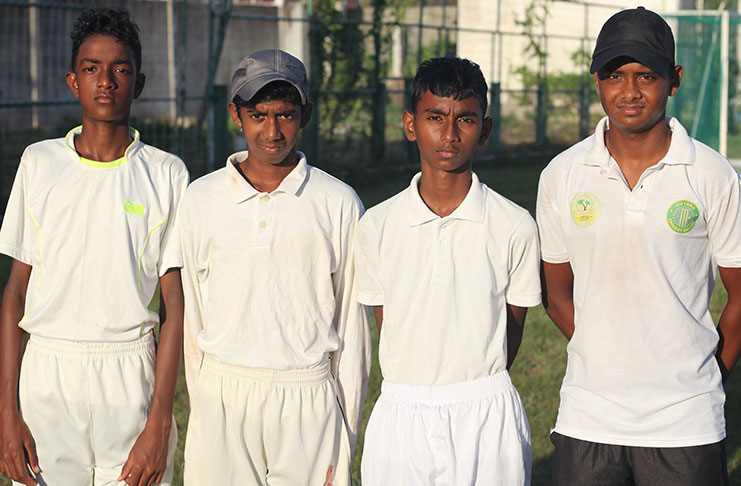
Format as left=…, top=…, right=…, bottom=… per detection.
left=423, top=107, right=479, bottom=118
left=79, top=58, right=132, bottom=65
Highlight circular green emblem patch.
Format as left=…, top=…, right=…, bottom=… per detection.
left=666, top=200, right=699, bottom=233
left=570, top=192, right=601, bottom=227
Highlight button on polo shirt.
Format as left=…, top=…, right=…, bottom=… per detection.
left=537, top=116, right=741, bottom=447
left=355, top=172, right=541, bottom=386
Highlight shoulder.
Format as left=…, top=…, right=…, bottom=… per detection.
left=482, top=184, right=537, bottom=235
left=184, top=168, right=226, bottom=199
left=541, top=135, right=595, bottom=181
left=135, top=142, right=189, bottom=179
left=359, top=189, right=406, bottom=229
left=690, top=139, right=738, bottom=181
left=20, top=137, right=70, bottom=165
left=305, top=165, right=364, bottom=213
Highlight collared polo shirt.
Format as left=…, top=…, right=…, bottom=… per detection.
left=0, top=126, right=189, bottom=342
left=354, top=172, right=541, bottom=386
left=537, top=116, right=741, bottom=447
left=179, top=151, right=371, bottom=444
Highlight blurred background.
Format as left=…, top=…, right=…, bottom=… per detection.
left=2, top=0, right=741, bottom=484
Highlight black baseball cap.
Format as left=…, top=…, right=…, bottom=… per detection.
left=590, top=6, right=675, bottom=77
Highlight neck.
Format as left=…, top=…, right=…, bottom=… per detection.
left=75, top=119, right=133, bottom=161
left=605, top=116, right=672, bottom=173
left=418, top=169, right=472, bottom=218
left=238, top=151, right=299, bottom=193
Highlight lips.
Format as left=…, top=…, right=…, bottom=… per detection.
left=437, top=147, right=459, bottom=158
left=94, top=94, right=115, bottom=104
left=618, top=105, right=643, bottom=115
left=261, top=145, right=285, bottom=154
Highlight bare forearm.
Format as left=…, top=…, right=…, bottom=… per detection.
left=715, top=303, right=741, bottom=383
left=506, top=305, right=527, bottom=369
left=545, top=302, right=575, bottom=340
left=0, top=262, right=31, bottom=409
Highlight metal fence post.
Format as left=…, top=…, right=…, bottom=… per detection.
left=536, top=78, right=547, bottom=146
left=208, top=85, right=229, bottom=172
left=579, top=78, right=590, bottom=140
left=372, top=83, right=386, bottom=162
left=489, top=82, right=501, bottom=152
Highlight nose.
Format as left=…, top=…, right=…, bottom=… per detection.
left=97, top=68, right=115, bottom=90
left=622, top=77, right=640, bottom=101
left=264, top=116, right=282, bottom=140
left=441, top=118, right=460, bottom=144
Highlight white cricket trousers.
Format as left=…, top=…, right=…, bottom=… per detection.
left=361, top=370, right=532, bottom=486
left=183, top=356, right=351, bottom=486
left=14, top=333, right=176, bottom=486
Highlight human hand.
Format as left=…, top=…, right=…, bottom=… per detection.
left=0, top=410, right=40, bottom=486
left=117, top=417, right=171, bottom=486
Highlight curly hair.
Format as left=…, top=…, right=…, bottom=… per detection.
left=70, top=7, right=142, bottom=72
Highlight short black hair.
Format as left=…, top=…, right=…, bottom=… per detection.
left=232, top=81, right=304, bottom=110
left=411, top=56, right=488, bottom=114
left=70, top=7, right=142, bottom=72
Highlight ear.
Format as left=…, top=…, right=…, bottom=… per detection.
left=133, top=73, right=146, bottom=99
left=228, top=102, right=243, bottom=129
left=300, top=103, right=314, bottom=128
left=669, top=65, right=683, bottom=97
left=478, top=115, right=493, bottom=145
left=66, top=72, right=80, bottom=99
left=593, top=72, right=601, bottom=97
left=402, top=110, right=417, bottom=142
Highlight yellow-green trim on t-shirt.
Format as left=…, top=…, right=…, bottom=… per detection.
left=65, top=125, right=141, bottom=168
left=79, top=155, right=127, bottom=168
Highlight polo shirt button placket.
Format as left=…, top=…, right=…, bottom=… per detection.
left=257, top=193, right=272, bottom=247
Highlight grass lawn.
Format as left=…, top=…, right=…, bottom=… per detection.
left=1, top=155, right=740, bottom=485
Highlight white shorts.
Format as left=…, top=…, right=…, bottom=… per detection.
left=15, top=333, right=176, bottom=486
left=361, top=371, right=532, bottom=486
left=183, top=356, right=351, bottom=486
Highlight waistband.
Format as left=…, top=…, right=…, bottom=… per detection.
left=27, top=332, right=154, bottom=358
left=381, top=370, right=514, bottom=405
left=202, top=355, right=332, bottom=385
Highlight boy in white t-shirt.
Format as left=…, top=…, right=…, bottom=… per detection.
left=355, top=56, right=541, bottom=485
left=538, top=7, right=741, bottom=485
left=180, top=49, right=370, bottom=486
left=0, top=7, right=188, bottom=486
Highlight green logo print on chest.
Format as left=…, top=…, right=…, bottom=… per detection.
left=666, top=200, right=699, bottom=233
left=124, top=200, right=146, bottom=216
left=569, top=192, right=601, bottom=227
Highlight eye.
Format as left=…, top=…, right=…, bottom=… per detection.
left=427, top=115, right=442, bottom=121
left=115, top=67, right=130, bottom=74
left=82, top=66, right=96, bottom=73
left=459, top=117, right=476, bottom=124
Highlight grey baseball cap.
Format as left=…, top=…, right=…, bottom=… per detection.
left=230, top=49, right=309, bottom=105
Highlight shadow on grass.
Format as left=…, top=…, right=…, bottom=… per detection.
left=533, top=452, right=554, bottom=485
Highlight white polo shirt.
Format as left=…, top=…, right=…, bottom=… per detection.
left=537, top=116, right=741, bottom=447
left=0, top=126, right=189, bottom=342
left=179, top=151, right=371, bottom=444
left=354, top=172, right=541, bottom=386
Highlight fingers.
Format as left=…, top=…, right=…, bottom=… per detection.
left=120, top=461, right=164, bottom=486
left=1, top=445, right=38, bottom=485
left=118, top=458, right=133, bottom=483
left=24, top=438, right=40, bottom=474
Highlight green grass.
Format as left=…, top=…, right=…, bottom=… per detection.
left=1, top=156, right=741, bottom=485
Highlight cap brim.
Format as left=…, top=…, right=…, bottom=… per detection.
left=590, top=44, right=671, bottom=76
left=232, top=72, right=307, bottom=105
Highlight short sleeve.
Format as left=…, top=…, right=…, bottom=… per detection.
left=0, top=153, right=36, bottom=264
left=536, top=167, right=570, bottom=263
left=505, top=213, right=542, bottom=307
left=354, top=215, right=384, bottom=305
left=708, top=172, right=741, bottom=268
left=157, top=161, right=190, bottom=275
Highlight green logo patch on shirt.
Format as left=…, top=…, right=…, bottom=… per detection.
left=570, top=192, right=601, bottom=227
left=666, top=200, right=699, bottom=233
left=124, top=200, right=145, bottom=216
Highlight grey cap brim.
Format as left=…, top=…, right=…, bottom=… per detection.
left=232, top=72, right=307, bottom=105
left=590, top=43, right=671, bottom=76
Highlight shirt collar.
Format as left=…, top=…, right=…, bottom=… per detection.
left=582, top=116, right=695, bottom=168
left=405, top=171, right=486, bottom=226
left=225, top=150, right=309, bottom=204
left=65, top=125, right=142, bottom=165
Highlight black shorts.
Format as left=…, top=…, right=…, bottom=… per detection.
left=550, top=431, right=729, bottom=486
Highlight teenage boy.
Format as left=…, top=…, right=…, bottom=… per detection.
left=0, top=7, right=187, bottom=486
left=355, top=56, right=541, bottom=485
left=180, top=49, right=370, bottom=485
left=538, top=7, right=741, bottom=485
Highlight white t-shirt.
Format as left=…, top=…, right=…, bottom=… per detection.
left=355, top=172, right=541, bottom=386
left=537, top=116, right=741, bottom=447
left=0, top=126, right=189, bottom=342
left=179, top=152, right=371, bottom=445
